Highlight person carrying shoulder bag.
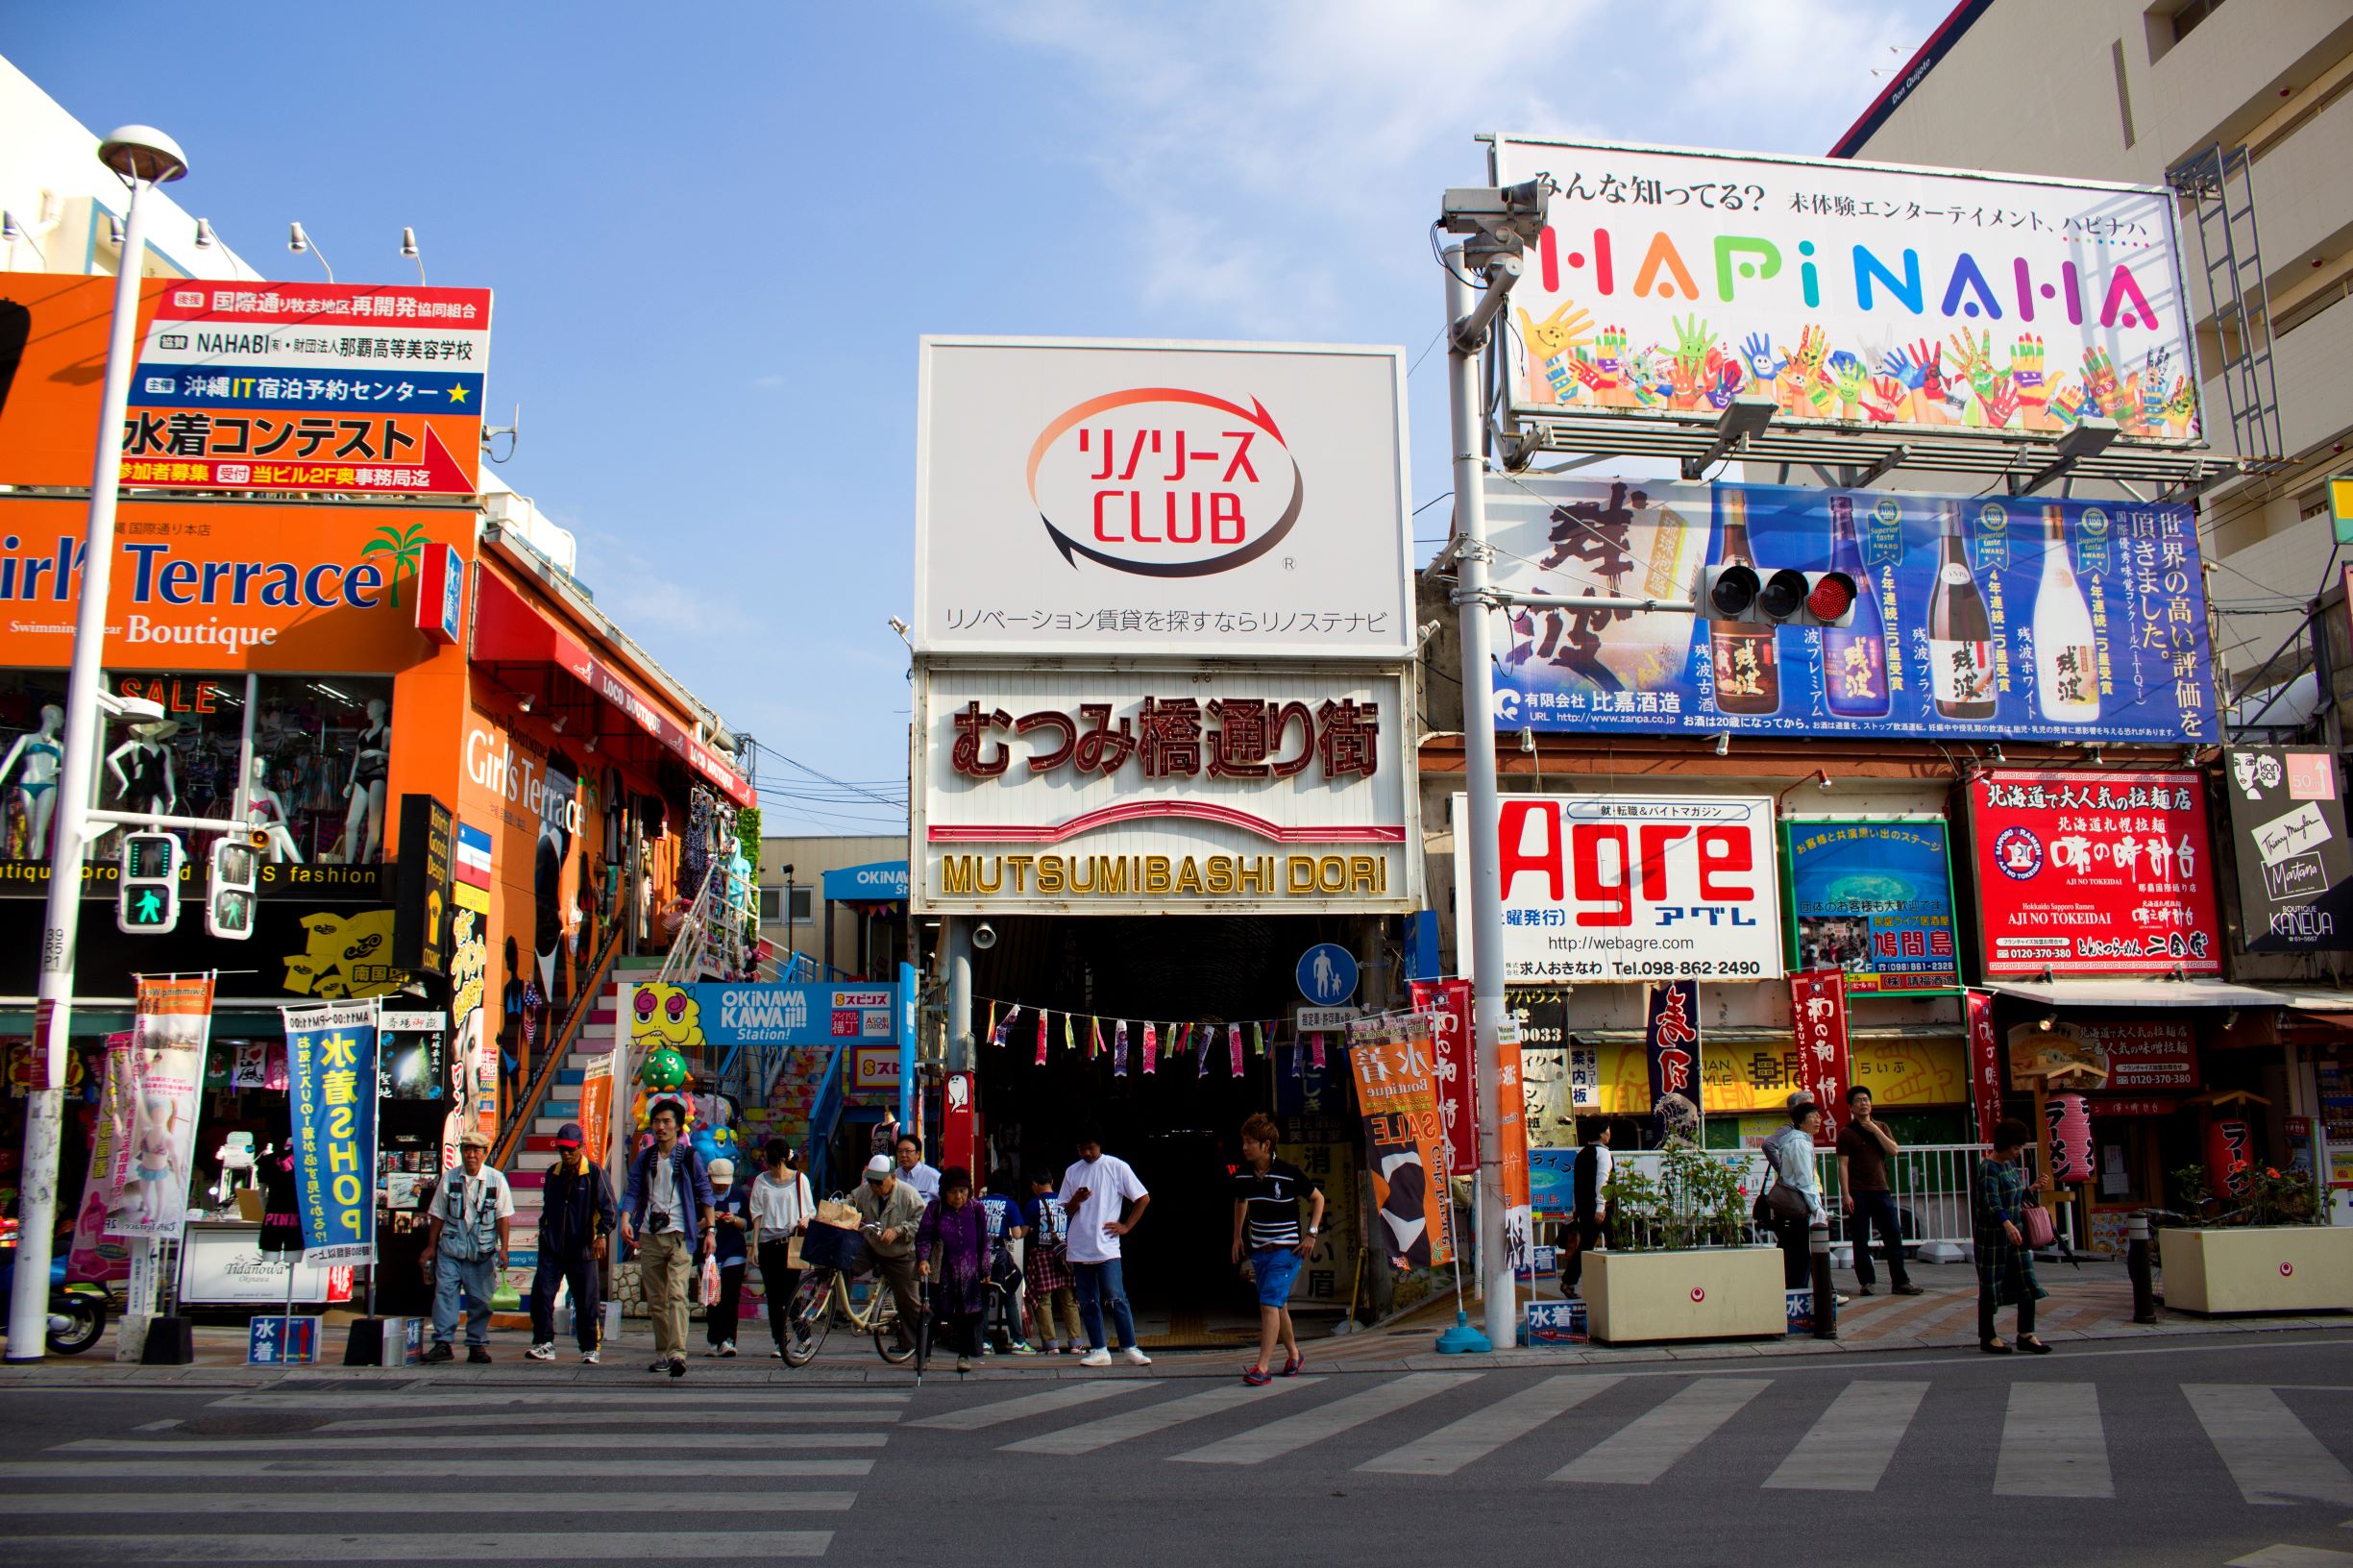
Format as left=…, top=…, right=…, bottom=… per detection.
left=1755, top=1092, right=1826, bottom=1288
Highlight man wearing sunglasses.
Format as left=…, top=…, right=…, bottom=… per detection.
left=851, top=1152, right=926, bottom=1356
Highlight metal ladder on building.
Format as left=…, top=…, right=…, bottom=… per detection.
left=2169, top=142, right=2285, bottom=467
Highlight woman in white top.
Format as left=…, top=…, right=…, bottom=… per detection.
left=749, top=1138, right=814, bottom=1360
left=1759, top=1092, right=1828, bottom=1288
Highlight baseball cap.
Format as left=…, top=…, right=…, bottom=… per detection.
left=553, top=1122, right=584, bottom=1148
left=864, top=1154, right=892, bottom=1181
left=459, top=1129, right=490, bottom=1150
left=708, top=1158, right=735, bottom=1183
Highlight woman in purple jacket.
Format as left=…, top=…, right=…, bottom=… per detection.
left=917, top=1166, right=991, bottom=1372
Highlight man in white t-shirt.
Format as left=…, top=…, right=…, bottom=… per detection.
left=424, top=1129, right=514, bottom=1363
left=1056, top=1126, right=1153, bottom=1368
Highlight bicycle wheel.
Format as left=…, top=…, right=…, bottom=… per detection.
left=870, top=1292, right=916, bottom=1365
left=781, top=1270, right=833, bottom=1368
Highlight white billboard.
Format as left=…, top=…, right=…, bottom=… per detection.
left=1453, top=792, right=1782, bottom=982
left=1490, top=136, right=2202, bottom=445
left=915, top=665, right=1418, bottom=915
left=915, top=338, right=1412, bottom=657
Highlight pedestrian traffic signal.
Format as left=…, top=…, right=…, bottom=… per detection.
left=207, top=836, right=259, bottom=941
left=117, top=830, right=182, bottom=935
left=1701, top=566, right=1860, bottom=629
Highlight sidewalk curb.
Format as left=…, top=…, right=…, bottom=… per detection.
left=3, top=1312, right=2346, bottom=1391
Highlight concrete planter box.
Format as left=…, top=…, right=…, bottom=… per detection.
left=2160, top=1226, right=2353, bottom=1315
left=1583, top=1246, right=1788, bottom=1344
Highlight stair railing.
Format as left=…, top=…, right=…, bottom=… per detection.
left=493, top=920, right=626, bottom=1169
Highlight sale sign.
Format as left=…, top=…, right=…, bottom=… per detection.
left=1409, top=979, right=1477, bottom=1176
left=1455, top=793, right=1780, bottom=983
left=1788, top=969, right=1851, bottom=1147
left=1969, top=770, right=2222, bottom=976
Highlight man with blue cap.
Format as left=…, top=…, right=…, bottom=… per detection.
left=528, top=1121, right=617, bottom=1364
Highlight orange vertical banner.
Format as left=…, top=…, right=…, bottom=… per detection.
left=1346, top=1014, right=1455, bottom=1269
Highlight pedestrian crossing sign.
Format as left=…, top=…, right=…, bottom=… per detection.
left=117, top=830, right=182, bottom=935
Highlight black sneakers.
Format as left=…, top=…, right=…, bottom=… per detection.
left=467, top=1346, right=493, bottom=1364
left=423, top=1342, right=454, bottom=1363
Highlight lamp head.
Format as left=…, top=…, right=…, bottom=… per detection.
left=97, top=126, right=188, bottom=184
left=288, top=221, right=309, bottom=255
left=401, top=226, right=419, bottom=259
left=193, top=217, right=214, bottom=249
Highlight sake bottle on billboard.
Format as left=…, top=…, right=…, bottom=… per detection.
left=2032, top=504, right=2100, bottom=724
left=1707, top=488, right=1779, bottom=716
left=1927, top=500, right=1997, bottom=721
left=1822, top=495, right=1891, bottom=720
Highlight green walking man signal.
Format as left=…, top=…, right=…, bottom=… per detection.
left=117, top=830, right=183, bottom=935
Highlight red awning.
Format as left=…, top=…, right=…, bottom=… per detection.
left=472, top=568, right=753, bottom=808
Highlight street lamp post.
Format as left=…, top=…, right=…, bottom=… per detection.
left=6, top=126, right=188, bottom=1362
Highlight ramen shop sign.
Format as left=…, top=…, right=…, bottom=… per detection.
left=1028, top=389, right=1302, bottom=577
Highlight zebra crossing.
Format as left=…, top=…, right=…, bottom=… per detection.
left=0, top=1388, right=904, bottom=1564
left=911, top=1369, right=2353, bottom=1503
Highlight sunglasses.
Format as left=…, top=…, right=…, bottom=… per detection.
left=866, top=1175, right=888, bottom=1186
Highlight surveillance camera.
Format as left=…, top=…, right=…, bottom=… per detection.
left=971, top=921, right=997, bottom=950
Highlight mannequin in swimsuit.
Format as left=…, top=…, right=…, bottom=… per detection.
left=242, top=754, right=303, bottom=864
left=339, top=698, right=390, bottom=862
left=105, top=720, right=179, bottom=819
left=0, top=703, right=65, bottom=857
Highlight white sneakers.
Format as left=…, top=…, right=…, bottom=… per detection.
left=1079, top=1346, right=1154, bottom=1368
left=527, top=1343, right=555, bottom=1361
left=581, top=1348, right=601, bottom=1364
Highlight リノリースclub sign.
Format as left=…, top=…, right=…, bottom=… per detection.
left=1487, top=136, right=2200, bottom=444
left=914, top=666, right=1416, bottom=916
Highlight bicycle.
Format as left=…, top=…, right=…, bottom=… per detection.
left=779, top=1221, right=919, bottom=1368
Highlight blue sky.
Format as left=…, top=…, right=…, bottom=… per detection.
left=8, top=0, right=1952, bottom=833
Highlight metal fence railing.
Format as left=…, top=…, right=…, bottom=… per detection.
left=1603, top=1142, right=1991, bottom=1260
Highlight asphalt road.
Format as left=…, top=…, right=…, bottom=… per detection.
left=6, top=1332, right=2353, bottom=1566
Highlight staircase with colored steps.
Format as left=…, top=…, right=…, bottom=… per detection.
left=498, top=954, right=670, bottom=1302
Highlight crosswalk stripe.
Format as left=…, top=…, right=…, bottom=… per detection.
left=1172, top=1373, right=1481, bottom=1466
left=1994, top=1383, right=2112, bottom=1498
left=0, top=1532, right=829, bottom=1561
left=1001, top=1377, right=1322, bottom=1455
left=911, top=1380, right=1160, bottom=1430
left=1356, top=1375, right=1620, bottom=1477
left=1553, top=1378, right=1770, bottom=1485
left=61, top=1433, right=884, bottom=1454
left=2227, top=1549, right=2353, bottom=1566
left=207, top=1390, right=908, bottom=1410
left=321, top=1409, right=899, bottom=1433
left=2186, top=1384, right=2353, bottom=1507
left=0, top=1493, right=857, bottom=1515
left=0, top=1458, right=873, bottom=1479
left=1763, top=1382, right=1929, bottom=1492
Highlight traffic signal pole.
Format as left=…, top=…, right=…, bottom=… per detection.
left=7, top=159, right=161, bottom=1360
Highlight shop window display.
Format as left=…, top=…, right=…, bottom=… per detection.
left=0, top=672, right=395, bottom=863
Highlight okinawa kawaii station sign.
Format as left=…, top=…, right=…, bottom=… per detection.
left=914, top=338, right=1412, bottom=657
left=1488, top=137, right=2201, bottom=444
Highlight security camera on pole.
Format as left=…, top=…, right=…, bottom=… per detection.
left=7, top=125, right=189, bottom=1361
left=1437, top=177, right=1551, bottom=1356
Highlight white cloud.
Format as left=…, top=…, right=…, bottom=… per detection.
left=969, top=0, right=1949, bottom=332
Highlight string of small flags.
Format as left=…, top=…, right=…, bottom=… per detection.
left=979, top=995, right=1346, bottom=1076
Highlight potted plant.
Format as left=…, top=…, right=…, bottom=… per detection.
left=1582, top=1138, right=1787, bottom=1344
left=2158, top=1162, right=2350, bottom=1316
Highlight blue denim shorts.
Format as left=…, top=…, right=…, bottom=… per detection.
left=1252, top=1245, right=1304, bottom=1307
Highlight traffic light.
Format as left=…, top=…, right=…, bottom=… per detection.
left=1702, top=566, right=1860, bottom=629
left=117, top=831, right=182, bottom=935
left=207, top=835, right=262, bottom=941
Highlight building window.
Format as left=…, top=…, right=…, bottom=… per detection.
left=2169, top=0, right=2225, bottom=44
left=761, top=885, right=813, bottom=924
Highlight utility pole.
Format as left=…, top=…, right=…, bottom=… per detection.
left=7, top=125, right=188, bottom=1361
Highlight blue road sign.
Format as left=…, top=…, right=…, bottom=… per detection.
left=1296, top=943, right=1358, bottom=1006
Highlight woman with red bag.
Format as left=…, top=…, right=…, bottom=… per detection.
left=1973, top=1117, right=2051, bottom=1355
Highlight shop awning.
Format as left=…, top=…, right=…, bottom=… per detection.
left=472, top=569, right=753, bottom=808
left=1983, top=979, right=2353, bottom=1010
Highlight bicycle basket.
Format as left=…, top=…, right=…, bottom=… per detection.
left=799, top=1218, right=868, bottom=1275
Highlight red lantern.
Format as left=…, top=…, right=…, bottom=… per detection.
left=2205, top=1118, right=2255, bottom=1199
left=2045, top=1092, right=2095, bottom=1183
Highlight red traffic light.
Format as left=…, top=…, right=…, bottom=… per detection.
left=1807, top=571, right=1859, bottom=622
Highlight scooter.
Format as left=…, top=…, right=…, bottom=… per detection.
left=0, top=1245, right=110, bottom=1356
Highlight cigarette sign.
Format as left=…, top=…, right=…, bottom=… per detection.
left=1455, top=792, right=1781, bottom=982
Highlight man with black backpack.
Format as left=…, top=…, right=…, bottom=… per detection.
left=1562, top=1121, right=1612, bottom=1299
left=527, top=1121, right=616, bottom=1363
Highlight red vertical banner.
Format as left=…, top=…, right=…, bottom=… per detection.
left=1409, top=979, right=1477, bottom=1176
left=943, top=1070, right=979, bottom=1177
left=1788, top=968, right=1851, bottom=1147
left=1966, top=989, right=2002, bottom=1148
